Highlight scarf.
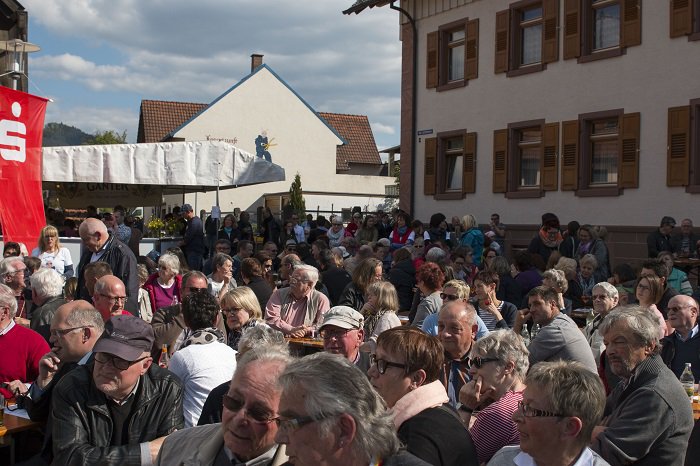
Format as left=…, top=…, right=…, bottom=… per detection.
left=363, top=309, right=387, bottom=337
left=391, top=225, right=412, bottom=244
left=224, top=226, right=232, bottom=234
left=538, top=227, right=563, bottom=248
left=390, top=380, right=449, bottom=428
left=578, top=240, right=592, bottom=256
left=182, top=327, right=225, bottom=348
left=327, top=227, right=345, bottom=246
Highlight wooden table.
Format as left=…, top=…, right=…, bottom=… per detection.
left=674, top=257, right=700, bottom=288
left=286, top=337, right=324, bottom=356
left=0, top=411, right=43, bottom=465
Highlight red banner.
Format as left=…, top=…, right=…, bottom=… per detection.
left=0, top=87, right=48, bottom=252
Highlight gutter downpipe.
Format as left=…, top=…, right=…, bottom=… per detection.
left=389, top=1, right=417, bottom=217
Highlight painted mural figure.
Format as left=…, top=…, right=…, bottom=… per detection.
left=254, top=131, right=274, bottom=162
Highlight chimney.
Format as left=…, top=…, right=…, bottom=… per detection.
left=251, top=54, right=263, bottom=72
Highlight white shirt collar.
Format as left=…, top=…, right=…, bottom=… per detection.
left=514, top=447, right=594, bottom=466
left=0, top=319, right=16, bottom=336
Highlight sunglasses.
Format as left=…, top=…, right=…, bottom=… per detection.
left=468, top=356, right=499, bottom=368
left=440, top=293, right=460, bottom=301
left=222, top=394, right=279, bottom=424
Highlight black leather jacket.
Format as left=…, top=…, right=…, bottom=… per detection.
left=51, top=363, right=183, bottom=465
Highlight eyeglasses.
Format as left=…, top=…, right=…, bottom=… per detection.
left=667, top=305, right=692, bottom=313
left=369, top=354, right=408, bottom=374
left=222, top=307, right=243, bottom=314
left=440, top=293, right=460, bottom=301
left=591, top=294, right=609, bottom=301
left=99, top=294, right=128, bottom=305
left=277, top=415, right=329, bottom=433
left=187, top=287, right=207, bottom=293
left=50, top=326, right=92, bottom=338
left=320, top=328, right=354, bottom=340
left=468, top=356, right=499, bottom=368
left=637, top=284, right=650, bottom=291
left=222, top=394, right=279, bottom=425
left=289, top=277, right=308, bottom=285
left=94, top=353, right=149, bottom=371
left=414, top=245, right=424, bottom=249
left=517, top=400, right=564, bottom=418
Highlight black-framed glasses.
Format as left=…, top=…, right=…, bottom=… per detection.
left=468, top=356, right=499, bottom=368
left=222, top=394, right=279, bottom=425
left=440, top=293, right=459, bottom=301
left=370, top=354, right=408, bottom=375
left=99, top=293, right=128, bottom=305
left=222, top=307, right=243, bottom=315
left=94, top=353, right=149, bottom=371
left=187, top=287, right=207, bottom=294
left=320, top=328, right=354, bottom=340
left=50, top=326, right=92, bottom=338
left=517, top=400, right=564, bottom=418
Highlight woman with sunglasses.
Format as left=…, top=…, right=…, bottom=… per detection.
left=220, top=287, right=266, bottom=351
left=459, top=330, right=529, bottom=464
left=369, top=327, right=478, bottom=466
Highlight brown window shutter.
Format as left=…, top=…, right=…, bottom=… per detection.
left=619, top=112, right=640, bottom=189
left=542, top=122, right=559, bottom=191
left=463, top=132, right=477, bottom=194
left=561, top=120, right=579, bottom=190
left=667, top=106, right=691, bottom=186
left=563, top=0, right=580, bottom=60
left=465, top=19, right=479, bottom=80
left=494, top=10, right=510, bottom=74
left=622, top=0, right=642, bottom=47
left=542, top=0, right=560, bottom=63
left=493, top=129, right=508, bottom=193
left=426, top=31, right=439, bottom=89
left=670, top=0, right=693, bottom=38
left=424, top=137, right=437, bottom=195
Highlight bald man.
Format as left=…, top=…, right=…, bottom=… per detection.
left=24, top=300, right=104, bottom=464
left=77, top=218, right=138, bottom=314
left=661, top=295, right=700, bottom=382
left=93, top=275, right=131, bottom=321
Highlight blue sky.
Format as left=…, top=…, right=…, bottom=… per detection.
left=23, top=0, right=401, bottom=150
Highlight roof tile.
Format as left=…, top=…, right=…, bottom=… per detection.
left=318, top=112, right=381, bottom=171
left=137, top=100, right=207, bottom=143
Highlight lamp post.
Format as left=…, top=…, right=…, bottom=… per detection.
left=0, top=39, right=41, bottom=91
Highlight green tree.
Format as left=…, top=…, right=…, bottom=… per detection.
left=288, top=173, right=306, bottom=219
left=84, top=129, right=127, bottom=145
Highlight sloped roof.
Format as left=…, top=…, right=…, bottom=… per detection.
left=319, top=112, right=381, bottom=170
left=137, top=100, right=207, bottom=143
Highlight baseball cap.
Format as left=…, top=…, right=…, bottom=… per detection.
left=93, top=315, right=155, bottom=361
left=181, top=203, right=194, bottom=212
left=320, top=306, right=364, bottom=330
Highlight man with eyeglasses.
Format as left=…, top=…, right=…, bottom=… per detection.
left=23, top=301, right=103, bottom=464
left=584, top=282, right=620, bottom=362
left=489, top=361, right=609, bottom=466
left=92, top=275, right=131, bottom=322
left=422, top=279, right=489, bottom=340
left=52, top=315, right=184, bottom=465
left=661, top=295, right=700, bottom=382
left=319, top=306, right=370, bottom=373
left=156, top=347, right=291, bottom=465
left=0, top=283, right=49, bottom=399
left=0, top=256, right=31, bottom=326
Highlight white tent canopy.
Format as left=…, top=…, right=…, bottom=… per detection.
left=42, top=140, right=286, bottom=194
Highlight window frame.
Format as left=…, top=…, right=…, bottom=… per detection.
left=438, top=18, right=469, bottom=91
left=507, top=119, right=546, bottom=197
left=435, top=129, right=468, bottom=200
left=689, top=99, right=700, bottom=190
left=577, top=108, right=625, bottom=196
left=509, top=0, right=546, bottom=76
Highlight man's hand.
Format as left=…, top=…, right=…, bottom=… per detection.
left=289, top=327, right=306, bottom=338
left=14, top=316, right=30, bottom=327
left=513, top=309, right=531, bottom=333
left=6, top=379, right=28, bottom=396
left=459, top=376, right=496, bottom=411
left=149, top=435, right=168, bottom=463
left=37, top=352, right=61, bottom=389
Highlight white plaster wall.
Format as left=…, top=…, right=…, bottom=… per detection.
left=411, top=0, right=700, bottom=226
left=168, top=67, right=391, bottom=213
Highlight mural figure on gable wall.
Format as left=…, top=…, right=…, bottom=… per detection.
left=255, top=130, right=276, bottom=162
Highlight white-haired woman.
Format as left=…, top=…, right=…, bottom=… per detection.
left=459, top=330, right=529, bottom=464
left=143, top=252, right=182, bottom=311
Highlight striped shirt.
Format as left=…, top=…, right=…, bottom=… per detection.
left=470, top=390, right=523, bottom=464
left=478, top=301, right=505, bottom=331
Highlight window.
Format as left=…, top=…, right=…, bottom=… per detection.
left=426, top=18, right=479, bottom=90
left=564, top=0, right=641, bottom=62
left=423, top=131, right=477, bottom=199
left=667, top=99, right=700, bottom=191
left=560, top=110, right=640, bottom=196
left=670, top=0, right=700, bottom=40
left=494, top=0, right=559, bottom=76
left=492, top=120, right=558, bottom=198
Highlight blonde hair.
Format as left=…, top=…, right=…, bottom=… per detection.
left=365, top=281, right=399, bottom=313
left=555, top=257, right=578, bottom=280
left=461, top=214, right=478, bottom=230
left=37, top=225, right=62, bottom=252
left=221, top=286, right=262, bottom=320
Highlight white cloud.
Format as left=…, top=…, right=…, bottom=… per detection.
left=44, top=104, right=137, bottom=138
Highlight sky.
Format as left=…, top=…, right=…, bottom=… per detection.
left=22, top=0, right=402, bottom=150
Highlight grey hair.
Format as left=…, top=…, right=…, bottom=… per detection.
left=598, top=305, right=660, bottom=351
left=592, top=282, right=618, bottom=299
left=579, top=253, right=598, bottom=269
left=542, top=269, right=568, bottom=293
left=158, top=253, right=181, bottom=275
left=489, top=256, right=511, bottom=275
left=63, top=301, right=105, bottom=333
left=212, top=253, right=233, bottom=270
left=471, top=329, right=529, bottom=380
left=238, top=325, right=288, bottom=358
left=0, top=256, right=23, bottom=275
left=526, top=361, right=606, bottom=447
left=30, top=268, right=65, bottom=299
left=278, top=353, right=400, bottom=462
left=439, top=300, right=477, bottom=327
left=236, top=345, right=293, bottom=374
left=294, top=264, right=319, bottom=285
left=182, top=270, right=207, bottom=287
left=0, top=283, right=17, bottom=317
left=425, top=246, right=447, bottom=264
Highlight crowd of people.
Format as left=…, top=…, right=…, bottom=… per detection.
left=1, top=205, right=699, bottom=465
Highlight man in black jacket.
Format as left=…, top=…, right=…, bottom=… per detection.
left=52, top=315, right=184, bottom=465
left=77, top=218, right=138, bottom=313
left=646, top=216, right=676, bottom=257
